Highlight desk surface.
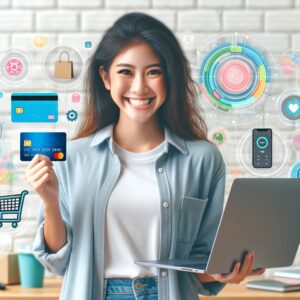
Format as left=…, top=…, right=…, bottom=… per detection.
left=1, top=278, right=300, bottom=300
left=0, top=278, right=60, bottom=300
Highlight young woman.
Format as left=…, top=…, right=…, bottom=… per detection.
left=26, top=12, right=264, bottom=300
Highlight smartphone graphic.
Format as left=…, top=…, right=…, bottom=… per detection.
left=252, top=128, right=272, bottom=168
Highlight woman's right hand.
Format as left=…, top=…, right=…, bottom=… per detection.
left=25, top=154, right=59, bottom=205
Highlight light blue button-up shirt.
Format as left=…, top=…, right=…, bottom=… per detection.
left=33, top=124, right=226, bottom=300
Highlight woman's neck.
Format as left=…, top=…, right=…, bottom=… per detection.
left=113, top=118, right=165, bottom=153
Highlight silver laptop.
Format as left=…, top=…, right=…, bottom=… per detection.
left=136, top=178, right=300, bottom=274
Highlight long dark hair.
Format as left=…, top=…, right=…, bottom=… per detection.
left=75, top=12, right=207, bottom=140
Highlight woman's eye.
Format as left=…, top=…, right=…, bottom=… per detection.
left=147, top=69, right=162, bottom=76
left=118, top=69, right=132, bottom=75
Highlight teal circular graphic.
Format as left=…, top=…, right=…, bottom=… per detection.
left=256, top=137, right=268, bottom=149
left=0, top=92, right=3, bottom=100
left=281, top=95, right=300, bottom=120
left=290, top=162, right=300, bottom=178
left=199, top=42, right=271, bottom=111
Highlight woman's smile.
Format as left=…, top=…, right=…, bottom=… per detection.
left=123, top=96, right=156, bottom=109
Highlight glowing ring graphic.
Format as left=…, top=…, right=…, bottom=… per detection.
left=1, top=52, right=29, bottom=82
left=199, top=43, right=271, bottom=111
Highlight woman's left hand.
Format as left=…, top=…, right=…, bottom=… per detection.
left=210, top=252, right=265, bottom=284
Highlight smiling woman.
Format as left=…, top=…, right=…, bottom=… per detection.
left=27, top=12, right=262, bottom=300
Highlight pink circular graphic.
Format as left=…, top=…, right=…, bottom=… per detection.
left=218, top=59, right=252, bottom=94
left=5, top=58, right=23, bottom=76
left=293, top=134, right=300, bottom=152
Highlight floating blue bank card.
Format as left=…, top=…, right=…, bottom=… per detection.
left=11, top=93, right=58, bottom=123
left=20, top=132, right=66, bottom=161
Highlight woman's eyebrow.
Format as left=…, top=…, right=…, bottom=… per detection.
left=115, top=63, right=162, bottom=68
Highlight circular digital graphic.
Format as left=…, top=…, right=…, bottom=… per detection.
left=6, top=58, right=23, bottom=75
left=290, top=162, right=300, bottom=178
left=237, top=130, right=289, bottom=177
left=199, top=42, right=270, bottom=111
left=256, top=136, right=268, bottom=149
left=0, top=92, right=3, bottom=100
left=42, top=45, right=84, bottom=86
left=208, top=128, right=228, bottom=147
left=1, top=52, right=29, bottom=82
left=33, top=35, right=48, bottom=49
left=282, top=96, right=300, bottom=120
left=277, top=91, right=300, bottom=122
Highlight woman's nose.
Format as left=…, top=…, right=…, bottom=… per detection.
left=131, top=74, right=149, bottom=94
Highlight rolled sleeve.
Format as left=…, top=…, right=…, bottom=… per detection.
left=33, top=220, right=72, bottom=276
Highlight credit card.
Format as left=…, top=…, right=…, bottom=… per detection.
left=20, top=132, right=66, bottom=161
left=11, top=93, right=58, bottom=123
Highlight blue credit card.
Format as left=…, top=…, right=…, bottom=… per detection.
left=11, top=93, right=58, bottom=123
left=20, top=132, right=66, bottom=161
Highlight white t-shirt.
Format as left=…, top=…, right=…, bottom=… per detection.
left=104, top=141, right=165, bottom=278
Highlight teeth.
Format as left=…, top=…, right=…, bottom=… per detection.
left=128, top=98, right=153, bottom=106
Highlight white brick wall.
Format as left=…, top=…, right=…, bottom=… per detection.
left=0, top=34, right=10, bottom=51
left=0, top=10, right=33, bottom=32
left=265, top=10, right=300, bottom=32
left=36, top=10, right=79, bottom=32
left=81, top=10, right=126, bottom=31
left=178, top=10, right=221, bottom=31
left=12, top=0, right=56, bottom=8
left=198, top=0, right=243, bottom=8
left=223, top=10, right=264, bottom=32
left=154, top=0, right=194, bottom=8
left=292, top=34, right=300, bottom=49
left=245, top=0, right=294, bottom=8
left=58, top=0, right=102, bottom=8
left=106, top=0, right=150, bottom=8
left=1, top=0, right=300, bottom=271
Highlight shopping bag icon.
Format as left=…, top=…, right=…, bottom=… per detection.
left=54, top=51, right=74, bottom=79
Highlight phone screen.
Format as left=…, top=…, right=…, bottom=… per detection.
left=252, top=128, right=272, bottom=168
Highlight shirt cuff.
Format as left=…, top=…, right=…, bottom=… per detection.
left=33, top=221, right=72, bottom=276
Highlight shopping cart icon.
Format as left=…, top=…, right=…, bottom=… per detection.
left=0, top=190, right=28, bottom=228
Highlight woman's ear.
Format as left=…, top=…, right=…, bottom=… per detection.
left=99, top=66, right=111, bottom=90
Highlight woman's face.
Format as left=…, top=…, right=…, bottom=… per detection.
left=100, top=41, right=166, bottom=125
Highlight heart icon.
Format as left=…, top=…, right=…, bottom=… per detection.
left=289, top=103, right=299, bottom=113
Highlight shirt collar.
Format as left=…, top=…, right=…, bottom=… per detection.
left=90, top=123, right=188, bottom=155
